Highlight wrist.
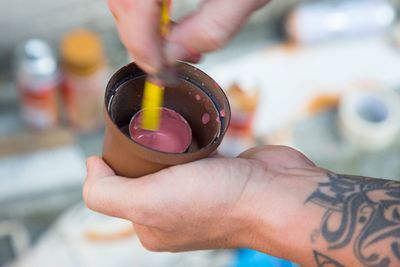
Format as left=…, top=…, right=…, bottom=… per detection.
left=244, top=166, right=326, bottom=260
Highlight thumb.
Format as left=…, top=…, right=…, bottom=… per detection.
left=86, top=156, right=115, bottom=180
left=84, top=157, right=167, bottom=222
left=165, top=0, right=269, bottom=64
left=83, top=156, right=116, bottom=206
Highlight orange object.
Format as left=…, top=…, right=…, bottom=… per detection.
left=20, top=87, right=59, bottom=129
left=85, top=227, right=136, bottom=242
left=226, top=83, right=259, bottom=136
left=60, top=29, right=107, bottom=132
left=307, top=94, right=340, bottom=114
left=61, top=30, right=105, bottom=75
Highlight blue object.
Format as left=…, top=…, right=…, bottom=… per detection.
left=232, top=249, right=298, bottom=267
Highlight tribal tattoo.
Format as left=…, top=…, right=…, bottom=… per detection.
left=307, top=173, right=400, bottom=267
left=313, top=250, right=345, bottom=267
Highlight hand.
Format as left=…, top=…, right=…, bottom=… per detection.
left=83, top=145, right=323, bottom=257
left=107, top=0, right=270, bottom=73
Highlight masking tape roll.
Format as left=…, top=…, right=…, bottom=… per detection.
left=338, top=90, right=400, bottom=151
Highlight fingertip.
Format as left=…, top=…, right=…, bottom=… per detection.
left=86, top=156, right=99, bottom=169
left=185, top=52, right=202, bottom=64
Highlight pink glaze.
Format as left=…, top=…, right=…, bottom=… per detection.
left=129, top=108, right=192, bottom=153
left=195, top=94, right=201, bottom=101
left=202, top=113, right=210, bottom=124
left=220, top=109, right=226, bottom=117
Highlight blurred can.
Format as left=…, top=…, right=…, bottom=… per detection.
left=286, top=0, right=396, bottom=44
left=60, top=29, right=107, bottom=133
left=15, top=39, right=59, bottom=129
left=218, top=83, right=259, bottom=157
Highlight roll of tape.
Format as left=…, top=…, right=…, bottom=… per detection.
left=338, top=90, right=400, bottom=151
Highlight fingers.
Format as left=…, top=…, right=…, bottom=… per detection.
left=108, top=0, right=268, bottom=71
left=164, top=0, right=269, bottom=64
left=108, top=0, right=163, bottom=73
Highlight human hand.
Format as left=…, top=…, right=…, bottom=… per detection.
left=83, top=145, right=324, bottom=257
left=107, top=0, right=270, bottom=73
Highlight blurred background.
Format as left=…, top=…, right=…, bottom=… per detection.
left=1, top=0, right=400, bottom=266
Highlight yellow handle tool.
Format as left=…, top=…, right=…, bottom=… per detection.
left=140, top=0, right=171, bottom=131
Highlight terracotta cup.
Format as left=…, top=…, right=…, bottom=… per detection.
left=103, top=62, right=231, bottom=178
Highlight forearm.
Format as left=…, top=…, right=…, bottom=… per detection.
left=247, top=169, right=400, bottom=266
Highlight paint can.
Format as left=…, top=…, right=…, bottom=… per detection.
left=14, top=39, right=59, bottom=129
left=60, top=29, right=107, bottom=132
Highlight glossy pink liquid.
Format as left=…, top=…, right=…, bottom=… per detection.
left=129, top=108, right=192, bottom=153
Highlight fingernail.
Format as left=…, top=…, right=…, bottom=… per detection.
left=165, top=42, right=191, bottom=65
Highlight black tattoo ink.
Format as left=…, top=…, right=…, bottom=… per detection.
left=311, top=229, right=320, bottom=243
left=307, top=173, right=400, bottom=267
left=313, top=250, right=345, bottom=267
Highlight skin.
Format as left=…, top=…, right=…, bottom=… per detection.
left=85, top=146, right=321, bottom=263
left=107, top=0, right=270, bottom=73
left=84, top=146, right=400, bottom=266
left=87, top=1, right=400, bottom=266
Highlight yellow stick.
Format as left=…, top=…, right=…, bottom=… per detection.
left=141, top=79, right=165, bottom=130
left=140, top=0, right=171, bottom=131
left=160, top=0, right=171, bottom=37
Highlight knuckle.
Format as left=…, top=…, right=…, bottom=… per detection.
left=201, top=29, right=227, bottom=51
left=139, top=237, right=163, bottom=252
left=136, top=226, right=169, bottom=252
left=201, top=18, right=231, bottom=51
left=273, top=145, right=300, bottom=157
left=276, top=145, right=316, bottom=167
left=125, top=39, right=146, bottom=55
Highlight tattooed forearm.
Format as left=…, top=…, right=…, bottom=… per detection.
left=313, top=250, right=345, bottom=267
left=307, top=173, right=400, bottom=267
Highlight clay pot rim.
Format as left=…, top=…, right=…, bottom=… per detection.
left=104, top=61, right=231, bottom=165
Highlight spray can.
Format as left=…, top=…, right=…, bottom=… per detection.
left=60, top=29, right=107, bottom=132
left=14, top=39, right=59, bottom=129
